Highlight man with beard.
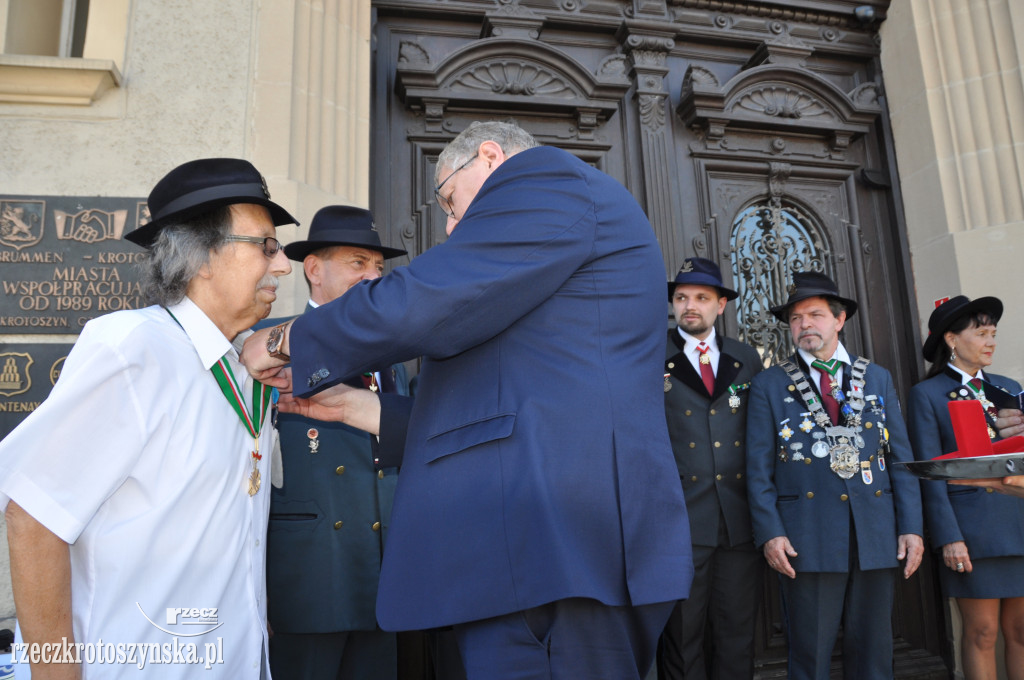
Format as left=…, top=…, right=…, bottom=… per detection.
left=745, top=271, right=923, bottom=680
left=657, top=258, right=764, bottom=680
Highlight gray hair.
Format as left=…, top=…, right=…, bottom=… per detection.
left=137, top=206, right=234, bottom=307
left=434, top=121, right=539, bottom=184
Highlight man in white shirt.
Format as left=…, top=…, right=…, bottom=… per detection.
left=0, top=158, right=295, bottom=679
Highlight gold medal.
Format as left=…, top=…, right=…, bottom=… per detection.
left=699, top=354, right=711, bottom=365
left=248, top=466, right=261, bottom=496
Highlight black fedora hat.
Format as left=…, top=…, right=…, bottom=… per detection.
left=769, top=271, right=858, bottom=322
left=125, top=158, right=298, bottom=248
left=668, top=257, right=738, bottom=301
left=283, top=206, right=406, bottom=261
left=921, top=295, right=1003, bottom=360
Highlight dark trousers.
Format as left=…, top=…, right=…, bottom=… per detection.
left=452, top=597, right=675, bottom=680
left=657, top=536, right=763, bottom=680
left=269, top=629, right=397, bottom=680
left=779, top=565, right=896, bottom=680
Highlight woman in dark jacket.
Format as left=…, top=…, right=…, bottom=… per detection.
left=907, top=295, right=1024, bottom=679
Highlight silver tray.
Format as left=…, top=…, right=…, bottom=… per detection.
left=896, top=454, right=1024, bottom=481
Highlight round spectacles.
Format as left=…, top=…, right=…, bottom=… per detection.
left=224, top=235, right=281, bottom=257
left=433, top=154, right=477, bottom=218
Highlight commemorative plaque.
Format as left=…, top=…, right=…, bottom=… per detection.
left=0, top=195, right=149, bottom=333
left=0, top=343, right=74, bottom=435
left=0, top=195, right=148, bottom=435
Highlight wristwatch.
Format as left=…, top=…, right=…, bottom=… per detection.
left=266, top=322, right=290, bottom=361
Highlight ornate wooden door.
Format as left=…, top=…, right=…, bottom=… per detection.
left=370, top=1, right=949, bottom=677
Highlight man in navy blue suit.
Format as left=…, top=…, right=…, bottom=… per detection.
left=241, top=121, right=693, bottom=680
left=261, top=206, right=410, bottom=680
left=745, top=272, right=924, bottom=680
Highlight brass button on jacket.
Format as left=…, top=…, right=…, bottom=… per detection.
left=372, top=521, right=382, bottom=532
left=333, top=520, right=343, bottom=530
left=806, top=492, right=814, bottom=499
left=336, top=465, right=345, bottom=475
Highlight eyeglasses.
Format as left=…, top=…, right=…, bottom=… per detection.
left=224, top=235, right=281, bottom=257
left=433, top=154, right=477, bottom=218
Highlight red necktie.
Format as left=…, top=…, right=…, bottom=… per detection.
left=697, top=343, right=715, bottom=396
left=818, top=370, right=841, bottom=425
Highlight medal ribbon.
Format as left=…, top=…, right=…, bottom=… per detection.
left=967, top=378, right=986, bottom=400
left=968, top=377, right=998, bottom=419
left=164, top=308, right=272, bottom=443
left=211, top=359, right=272, bottom=442
left=811, top=358, right=841, bottom=376
left=728, top=382, right=750, bottom=398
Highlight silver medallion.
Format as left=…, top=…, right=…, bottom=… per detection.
left=812, top=441, right=830, bottom=458
left=729, top=394, right=741, bottom=409
left=829, top=444, right=860, bottom=479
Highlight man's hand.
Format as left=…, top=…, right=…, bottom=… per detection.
left=897, top=533, right=925, bottom=579
left=240, top=325, right=290, bottom=381
left=277, top=381, right=383, bottom=435
left=951, top=476, right=1024, bottom=498
left=763, top=536, right=798, bottom=579
left=995, top=408, right=1024, bottom=439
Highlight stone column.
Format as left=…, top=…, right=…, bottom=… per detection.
left=618, top=24, right=682, bottom=272
left=252, top=0, right=372, bottom=314
left=882, top=0, right=1024, bottom=378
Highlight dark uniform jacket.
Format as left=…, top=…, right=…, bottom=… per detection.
left=664, top=330, right=762, bottom=547
left=262, top=310, right=410, bottom=633
left=746, top=352, right=923, bottom=572
left=907, top=368, right=1024, bottom=557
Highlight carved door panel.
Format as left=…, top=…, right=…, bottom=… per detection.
left=703, top=166, right=864, bottom=363
left=371, top=9, right=635, bottom=268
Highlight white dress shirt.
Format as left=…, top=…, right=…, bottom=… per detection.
left=0, top=297, right=272, bottom=678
